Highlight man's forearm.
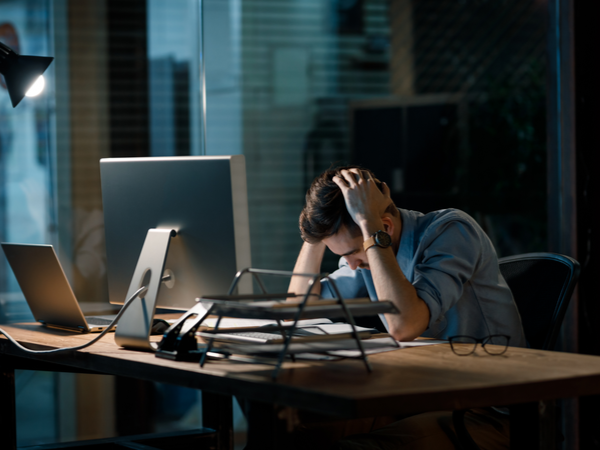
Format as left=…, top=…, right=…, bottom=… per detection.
left=360, top=220, right=430, bottom=341
left=367, top=246, right=430, bottom=340
left=287, top=241, right=326, bottom=300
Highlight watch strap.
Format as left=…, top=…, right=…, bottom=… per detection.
left=363, top=235, right=377, bottom=252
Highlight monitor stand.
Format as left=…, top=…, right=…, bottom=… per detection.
left=114, top=228, right=176, bottom=351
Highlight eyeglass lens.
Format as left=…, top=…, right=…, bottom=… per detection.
left=449, top=336, right=478, bottom=355
left=482, top=335, right=509, bottom=355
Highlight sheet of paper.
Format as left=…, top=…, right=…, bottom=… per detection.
left=200, top=317, right=334, bottom=329
left=304, top=323, right=379, bottom=335
left=282, top=318, right=333, bottom=328
left=398, top=339, right=448, bottom=347
left=327, top=338, right=447, bottom=357
left=217, top=337, right=398, bottom=355
left=328, top=345, right=400, bottom=357
left=201, top=318, right=276, bottom=328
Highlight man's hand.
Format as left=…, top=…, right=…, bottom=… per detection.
left=332, top=169, right=392, bottom=233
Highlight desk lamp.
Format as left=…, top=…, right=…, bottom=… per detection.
left=0, top=41, right=53, bottom=107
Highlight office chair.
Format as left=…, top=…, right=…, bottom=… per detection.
left=453, top=252, right=581, bottom=450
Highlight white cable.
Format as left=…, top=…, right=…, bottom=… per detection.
left=0, top=286, right=147, bottom=355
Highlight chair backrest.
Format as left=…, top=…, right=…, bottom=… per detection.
left=499, top=252, right=580, bottom=350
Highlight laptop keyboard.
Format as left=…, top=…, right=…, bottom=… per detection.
left=86, top=316, right=114, bottom=326
left=214, top=329, right=314, bottom=343
left=234, top=331, right=284, bottom=341
left=209, top=331, right=285, bottom=343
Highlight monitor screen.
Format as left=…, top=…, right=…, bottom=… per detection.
left=100, top=155, right=252, bottom=310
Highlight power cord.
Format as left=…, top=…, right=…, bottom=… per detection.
left=0, top=285, right=147, bottom=355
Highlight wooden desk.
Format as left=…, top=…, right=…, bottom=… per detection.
left=3, top=323, right=600, bottom=449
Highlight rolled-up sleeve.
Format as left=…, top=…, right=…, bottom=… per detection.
left=320, top=258, right=369, bottom=299
left=412, top=219, right=482, bottom=328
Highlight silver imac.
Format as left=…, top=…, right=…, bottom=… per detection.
left=100, top=155, right=252, bottom=350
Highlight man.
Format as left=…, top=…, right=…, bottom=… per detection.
left=289, top=165, right=525, bottom=344
left=287, top=165, right=525, bottom=449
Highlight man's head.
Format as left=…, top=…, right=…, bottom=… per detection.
left=300, top=165, right=398, bottom=243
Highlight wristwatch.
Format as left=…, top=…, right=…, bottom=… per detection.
left=363, top=230, right=392, bottom=252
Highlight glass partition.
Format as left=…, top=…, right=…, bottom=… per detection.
left=204, top=0, right=547, bottom=283
left=0, top=1, right=58, bottom=446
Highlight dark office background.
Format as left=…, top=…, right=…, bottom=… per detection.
left=1, top=0, right=598, bottom=448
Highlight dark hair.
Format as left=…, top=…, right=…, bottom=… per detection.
left=299, top=165, right=396, bottom=243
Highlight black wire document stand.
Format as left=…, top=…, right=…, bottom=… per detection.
left=156, top=268, right=399, bottom=379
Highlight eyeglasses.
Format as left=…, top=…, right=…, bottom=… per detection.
left=448, top=335, right=510, bottom=356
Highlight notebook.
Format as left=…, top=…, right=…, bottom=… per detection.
left=1, top=243, right=116, bottom=333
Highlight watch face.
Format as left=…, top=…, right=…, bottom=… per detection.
left=375, top=231, right=392, bottom=248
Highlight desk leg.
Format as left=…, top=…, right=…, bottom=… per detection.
left=243, top=400, right=298, bottom=450
left=0, top=366, right=17, bottom=450
left=244, top=400, right=279, bottom=450
left=202, top=392, right=233, bottom=450
left=510, top=400, right=557, bottom=450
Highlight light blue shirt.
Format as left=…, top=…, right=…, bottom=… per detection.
left=320, top=208, right=527, bottom=347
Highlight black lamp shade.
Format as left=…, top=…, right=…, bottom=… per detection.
left=0, top=42, right=54, bottom=108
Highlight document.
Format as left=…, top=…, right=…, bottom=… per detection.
left=398, top=339, right=448, bottom=347
left=200, top=317, right=334, bottom=329
left=303, top=323, right=380, bottom=335
left=327, top=338, right=447, bottom=357
left=215, top=337, right=399, bottom=356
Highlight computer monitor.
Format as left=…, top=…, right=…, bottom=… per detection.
left=100, top=155, right=252, bottom=350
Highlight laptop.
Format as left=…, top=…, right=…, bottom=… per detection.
left=1, top=243, right=117, bottom=333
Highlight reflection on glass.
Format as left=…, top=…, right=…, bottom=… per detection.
left=0, top=2, right=53, bottom=312
left=147, top=0, right=201, bottom=157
